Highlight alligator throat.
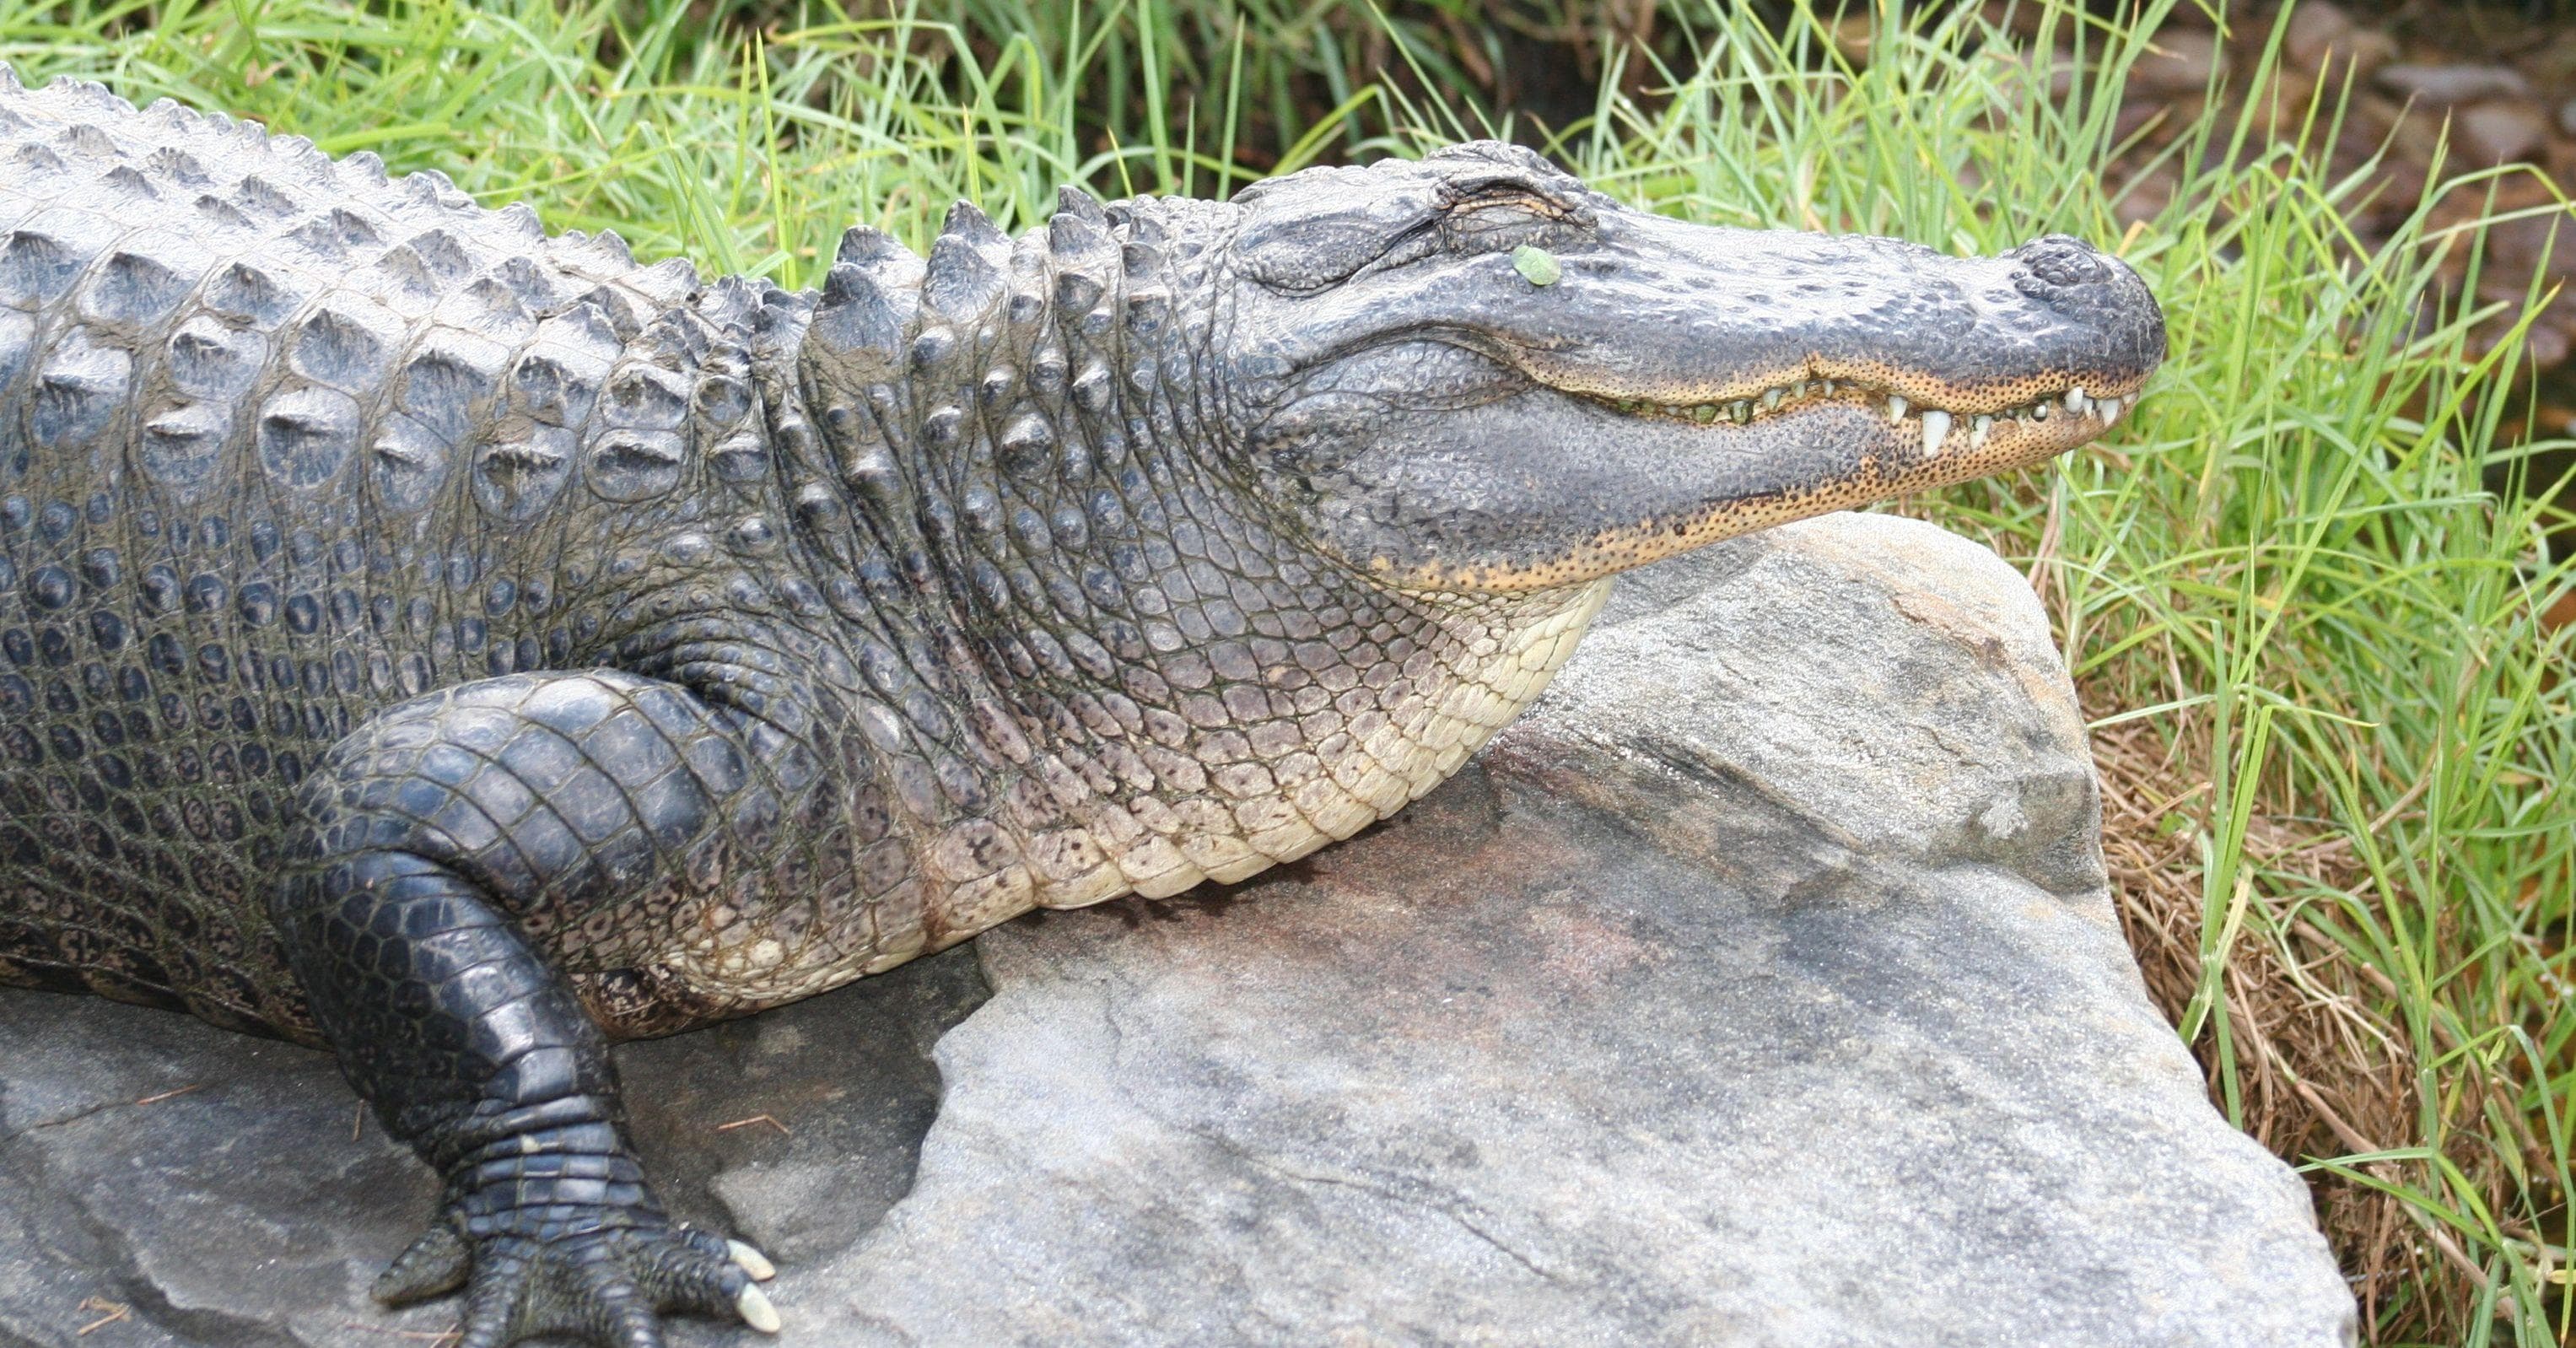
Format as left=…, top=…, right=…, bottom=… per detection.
left=779, top=195, right=1616, bottom=979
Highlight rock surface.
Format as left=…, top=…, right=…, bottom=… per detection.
left=0, top=512, right=2356, bottom=1347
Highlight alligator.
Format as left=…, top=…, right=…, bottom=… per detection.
left=0, top=67, right=2164, bottom=1348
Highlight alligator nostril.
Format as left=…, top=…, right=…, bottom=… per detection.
left=2013, top=235, right=2112, bottom=289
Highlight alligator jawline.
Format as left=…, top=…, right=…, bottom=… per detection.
left=1569, top=379, right=2141, bottom=450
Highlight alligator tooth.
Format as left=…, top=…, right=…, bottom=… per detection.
left=1693, top=403, right=1716, bottom=423
left=1919, top=409, right=1950, bottom=457
left=738, top=1286, right=782, bottom=1334
left=2029, top=400, right=2050, bottom=422
left=2101, top=396, right=2124, bottom=426
left=1729, top=400, right=1751, bottom=424
left=2065, top=386, right=2088, bottom=415
left=1817, top=380, right=1834, bottom=395
left=1886, top=395, right=1908, bottom=423
left=1761, top=387, right=1782, bottom=412
left=1970, top=413, right=1992, bottom=448
left=730, top=1240, right=778, bottom=1281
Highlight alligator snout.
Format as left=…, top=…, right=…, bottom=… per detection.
left=1221, top=141, right=2169, bottom=593
left=2006, top=234, right=2167, bottom=371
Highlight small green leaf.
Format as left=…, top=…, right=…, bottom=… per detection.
left=1511, top=245, right=1560, bottom=287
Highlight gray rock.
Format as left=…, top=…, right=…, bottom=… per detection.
left=2282, top=1, right=2354, bottom=68
left=2281, top=3, right=2395, bottom=78
left=808, top=515, right=2354, bottom=1346
left=2457, top=100, right=2550, bottom=165
left=2375, top=62, right=2533, bottom=105
left=0, top=513, right=2356, bottom=1347
left=0, top=951, right=989, bottom=1347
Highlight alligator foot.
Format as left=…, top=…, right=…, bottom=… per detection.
left=270, top=673, right=820, bottom=1346
left=376, top=1216, right=779, bottom=1346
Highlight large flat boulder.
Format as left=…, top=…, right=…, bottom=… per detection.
left=0, top=513, right=2356, bottom=1347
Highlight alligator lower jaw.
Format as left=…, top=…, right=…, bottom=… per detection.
left=1576, top=379, right=2142, bottom=463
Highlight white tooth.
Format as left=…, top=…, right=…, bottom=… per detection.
left=1970, top=413, right=1992, bottom=447
left=729, top=1240, right=777, bottom=1281
left=1919, top=409, right=1950, bottom=457
left=2101, top=397, right=2124, bottom=426
left=737, top=1286, right=783, bottom=1335
left=1886, top=395, right=1908, bottom=422
left=2065, top=385, right=2088, bottom=414
left=1762, top=387, right=1782, bottom=411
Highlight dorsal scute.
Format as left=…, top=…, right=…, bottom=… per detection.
left=1047, top=210, right=1116, bottom=319
left=812, top=263, right=913, bottom=375
left=924, top=220, right=1005, bottom=324
left=940, top=199, right=1010, bottom=255
left=1055, top=184, right=1106, bottom=225
left=0, top=64, right=682, bottom=317
left=811, top=226, right=922, bottom=379
left=0, top=67, right=765, bottom=533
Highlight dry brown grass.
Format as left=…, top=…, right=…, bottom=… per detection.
left=2088, top=704, right=2557, bottom=1342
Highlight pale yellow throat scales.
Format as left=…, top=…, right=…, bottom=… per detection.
left=1018, top=579, right=1610, bottom=905
left=656, top=580, right=1612, bottom=1006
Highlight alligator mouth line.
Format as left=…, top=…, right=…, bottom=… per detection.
left=1575, top=377, right=2142, bottom=459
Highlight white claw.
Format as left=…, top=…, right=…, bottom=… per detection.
left=1919, top=409, right=1950, bottom=457
left=729, top=1240, right=777, bottom=1281
left=1886, top=394, right=1908, bottom=423
left=737, top=1285, right=783, bottom=1335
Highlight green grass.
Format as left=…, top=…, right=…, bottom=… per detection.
left=2, top=0, right=2570, bottom=1341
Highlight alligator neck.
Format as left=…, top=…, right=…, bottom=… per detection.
left=790, top=193, right=1605, bottom=947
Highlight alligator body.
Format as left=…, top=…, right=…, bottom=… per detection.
left=0, top=69, right=2164, bottom=1346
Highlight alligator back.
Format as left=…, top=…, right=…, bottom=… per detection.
left=0, top=72, right=751, bottom=1038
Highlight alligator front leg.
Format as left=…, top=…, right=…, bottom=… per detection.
left=275, top=671, right=788, bottom=1348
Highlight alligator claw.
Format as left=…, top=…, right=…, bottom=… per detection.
left=374, top=1220, right=472, bottom=1304
left=385, top=1216, right=768, bottom=1348
left=728, top=1238, right=777, bottom=1281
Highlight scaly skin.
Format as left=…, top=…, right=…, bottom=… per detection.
left=0, top=68, right=2164, bottom=1347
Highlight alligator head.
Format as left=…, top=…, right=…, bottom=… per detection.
left=1215, top=142, right=2165, bottom=592
left=796, top=142, right=2167, bottom=893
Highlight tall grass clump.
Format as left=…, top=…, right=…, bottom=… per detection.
left=1566, top=5, right=2574, bottom=1343
left=0, top=0, right=2566, bottom=1341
